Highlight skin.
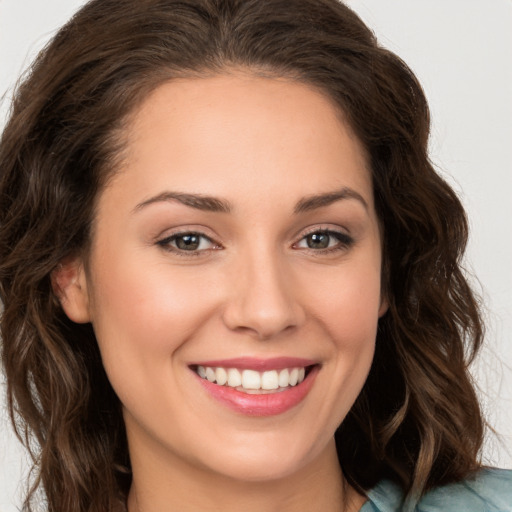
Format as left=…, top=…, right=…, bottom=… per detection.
left=58, top=72, right=387, bottom=512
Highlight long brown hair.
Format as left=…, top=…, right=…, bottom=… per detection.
left=0, top=0, right=484, bottom=510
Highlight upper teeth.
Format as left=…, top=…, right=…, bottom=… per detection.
left=196, top=366, right=306, bottom=391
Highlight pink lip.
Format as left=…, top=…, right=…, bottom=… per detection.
left=189, top=356, right=317, bottom=371
left=193, top=364, right=319, bottom=417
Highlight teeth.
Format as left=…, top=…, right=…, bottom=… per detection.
left=196, top=365, right=308, bottom=391
left=227, top=368, right=242, bottom=387
left=242, top=369, right=261, bottom=389
left=205, top=367, right=216, bottom=382
left=261, top=370, right=279, bottom=390
left=215, top=367, right=228, bottom=386
left=278, top=368, right=289, bottom=388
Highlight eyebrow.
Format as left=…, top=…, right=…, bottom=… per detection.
left=294, top=187, right=368, bottom=214
left=134, top=192, right=232, bottom=213
left=133, top=186, right=368, bottom=215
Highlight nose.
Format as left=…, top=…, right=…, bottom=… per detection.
left=221, top=250, right=305, bottom=340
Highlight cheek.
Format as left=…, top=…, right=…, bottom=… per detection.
left=308, top=258, right=383, bottom=344
left=307, top=258, right=382, bottom=388
left=92, top=254, right=213, bottom=338
left=87, top=251, right=221, bottom=393
left=290, top=260, right=381, bottom=440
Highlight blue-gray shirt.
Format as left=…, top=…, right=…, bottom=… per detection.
left=361, top=468, right=512, bottom=511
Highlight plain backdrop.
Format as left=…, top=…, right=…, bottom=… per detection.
left=1, top=1, right=511, bottom=511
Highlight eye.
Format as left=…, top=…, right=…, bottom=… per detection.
left=157, top=232, right=218, bottom=253
left=294, top=230, right=353, bottom=252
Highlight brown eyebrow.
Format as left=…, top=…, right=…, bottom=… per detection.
left=134, top=187, right=367, bottom=215
left=294, top=187, right=368, bottom=214
left=133, top=192, right=232, bottom=213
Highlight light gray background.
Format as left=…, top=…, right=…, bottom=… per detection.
left=1, top=1, right=511, bottom=511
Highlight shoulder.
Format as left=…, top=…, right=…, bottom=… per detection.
left=361, top=468, right=512, bottom=512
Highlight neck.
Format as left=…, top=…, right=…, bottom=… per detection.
left=127, top=438, right=366, bottom=512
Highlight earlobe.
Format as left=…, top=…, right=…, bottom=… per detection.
left=378, top=296, right=389, bottom=318
left=51, top=257, right=91, bottom=323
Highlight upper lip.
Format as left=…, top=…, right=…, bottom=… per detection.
left=189, top=357, right=318, bottom=371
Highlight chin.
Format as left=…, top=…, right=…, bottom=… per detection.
left=189, top=429, right=332, bottom=484
left=205, top=453, right=310, bottom=483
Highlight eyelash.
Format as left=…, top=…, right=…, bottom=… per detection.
left=156, top=228, right=354, bottom=256
left=292, top=228, right=354, bottom=255
left=156, top=231, right=220, bottom=256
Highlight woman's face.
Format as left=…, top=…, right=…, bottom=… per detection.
left=64, top=73, right=386, bottom=482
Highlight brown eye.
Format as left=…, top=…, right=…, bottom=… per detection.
left=295, top=230, right=354, bottom=252
left=175, top=234, right=201, bottom=250
left=157, top=232, right=217, bottom=253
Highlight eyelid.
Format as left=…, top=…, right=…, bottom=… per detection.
left=153, top=224, right=220, bottom=244
left=294, top=224, right=352, bottom=241
left=156, top=228, right=222, bottom=255
left=292, top=225, right=354, bottom=252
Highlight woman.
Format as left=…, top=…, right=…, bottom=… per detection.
left=0, top=1, right=510, bottom=511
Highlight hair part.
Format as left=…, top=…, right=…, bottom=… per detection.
left=0, top=1, right=484, bottom=510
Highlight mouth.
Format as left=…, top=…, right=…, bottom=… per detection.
left=189, top=358, right=319, bottom=416
left=192, top=365, right=310, bottom=394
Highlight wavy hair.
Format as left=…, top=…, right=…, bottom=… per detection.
left=0, top=0, right=484, bottom=510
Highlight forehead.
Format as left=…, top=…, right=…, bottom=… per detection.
left=103, top=72, right=373, bottom=212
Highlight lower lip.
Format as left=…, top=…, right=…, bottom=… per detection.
left=194, top=366, right=319, bottom=417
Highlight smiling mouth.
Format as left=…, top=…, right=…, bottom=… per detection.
left=192, top=365, right=314, bottom=394
left=190, top=360, right=320, bottom=416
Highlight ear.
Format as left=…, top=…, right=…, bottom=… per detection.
left=378, top=294, right=389, bottom=318
left=51, top=257, right=91, bottom=323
